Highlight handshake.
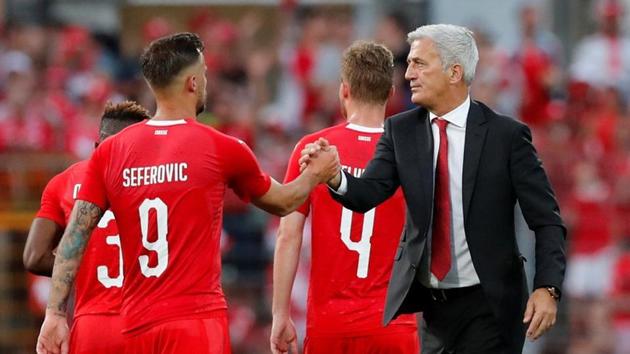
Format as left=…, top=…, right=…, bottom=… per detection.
left=299, top=138, right=342, bottom=188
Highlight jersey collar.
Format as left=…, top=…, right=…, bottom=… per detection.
left=345, top=123, right=384, bottom=133
left=146, top=119, right=188, bottom=126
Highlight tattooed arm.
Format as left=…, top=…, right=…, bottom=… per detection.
left=36, top=200, right=103, bottom=354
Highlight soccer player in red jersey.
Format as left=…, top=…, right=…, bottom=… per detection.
left=36, top=32, right=339, bottom=354
left=24, top=101, right=150, bottom=354
left=271, top=41, right=419, bottom=354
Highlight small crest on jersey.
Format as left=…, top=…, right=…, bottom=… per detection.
left=154, top=129, right=168, bottom=136
left=358, top=135, right=371, bottom=142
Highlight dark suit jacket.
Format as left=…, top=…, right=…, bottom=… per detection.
left=331, top=100, right=566, bottom=352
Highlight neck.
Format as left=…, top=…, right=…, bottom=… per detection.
left=345, top=101, right=386, bottom=128
left=152, top=91, right=197, bottom=121
left=430, top=88, right=468, bottom=117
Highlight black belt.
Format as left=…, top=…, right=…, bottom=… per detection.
left=427, top=284, right=482, bottom=303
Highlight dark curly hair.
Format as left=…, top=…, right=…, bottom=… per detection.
left=99, top=100, right=150, bottom=142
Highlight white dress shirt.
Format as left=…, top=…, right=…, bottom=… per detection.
left=332, top=96, right=481, bottom=289
left=419, top=96, right=480, bottom=289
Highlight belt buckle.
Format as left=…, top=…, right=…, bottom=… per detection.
left=430, top=289, right=448, bottom=303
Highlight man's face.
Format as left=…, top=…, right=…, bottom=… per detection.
left=404, top=38, right=451, bottom=108
left=195, top=53, right=208, bottom=115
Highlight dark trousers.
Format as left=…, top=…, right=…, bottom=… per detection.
left=420, top=284, right=508, bottom=354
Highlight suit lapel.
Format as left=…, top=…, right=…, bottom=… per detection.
left=414, top=108, right=434, bottom=228
left=462, top=101, right=488, bottom=222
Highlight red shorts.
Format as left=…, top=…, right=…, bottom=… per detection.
left=69, top=314, right=124, bottom=354
left=304, top=327, right=419, bottom=354
left=124, top=316, right=231, bottom=354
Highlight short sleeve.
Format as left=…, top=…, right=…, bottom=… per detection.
left=77, top=142, right=110, bottom=210
left=283, top=139, right=310, bottom=215
left=225, top=139, right=271, bottom=203
left=36, top=174, right=67, bottom=227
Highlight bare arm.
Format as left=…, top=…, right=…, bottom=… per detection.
left=272, top=212, right=306, bottom=317
left=270, top=212, right=305, bottom=354
left=36, top=200, right=103, bottom=354
left=23, top=218, right=63, bottom=276
left=46, top=200, right=103, bottom=315
left=253, top=146, right=340, bottom=216
left=252, top=176, right=318, bottom=217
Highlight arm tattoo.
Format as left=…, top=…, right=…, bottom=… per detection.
left=47, top=201, right=103, bottom=314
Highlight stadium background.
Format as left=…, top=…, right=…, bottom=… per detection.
left=0, top=0, right=629, bottom=353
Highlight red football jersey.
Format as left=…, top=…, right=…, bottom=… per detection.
left=36, top=160, right=122, bottom=317
left=78, top=119, right=271, bottom=333
left=284, top=123, right=417, bottom=337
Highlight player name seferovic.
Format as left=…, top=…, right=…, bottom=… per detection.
left=123, top=162, right=188, bottom=187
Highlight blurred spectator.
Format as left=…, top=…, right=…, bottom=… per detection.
left=375, top=11, right=412, bottom=114
left=564, top=160, right=617, bottom=354
left=470, top=27, right=511, bottom=114
left=0, top=61, right=61, bottom=152
left=512, top=4, right=564, bottom=126
left=571, top=0, right=630, bottom=98
left=610, top=241, right=630, bottom=354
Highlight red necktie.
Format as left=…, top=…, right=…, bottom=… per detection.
left=431, top=118, right=452, bottom=280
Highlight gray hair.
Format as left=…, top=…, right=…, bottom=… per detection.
left=407, top=24, right=479, bottom=86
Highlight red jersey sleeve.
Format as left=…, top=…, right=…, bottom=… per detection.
left=225, top=139, right=271, bottom=203
left=36, top=173, right=67, bottom=227
left=283, top=139, right=310, bottom=215
left=77, top=141, right=110, bottom=210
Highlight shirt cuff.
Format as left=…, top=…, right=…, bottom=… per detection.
left=328, top=172, right=348, bottom=195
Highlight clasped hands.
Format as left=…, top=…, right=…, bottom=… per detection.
left=300, top=138, right=342, bottom=186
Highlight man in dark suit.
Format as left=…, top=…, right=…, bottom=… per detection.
left=301, top=24, right=566, bottom=353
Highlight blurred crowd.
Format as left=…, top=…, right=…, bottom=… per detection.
left=2, top=0, right=630, bottom=353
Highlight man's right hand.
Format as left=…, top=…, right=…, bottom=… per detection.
left=270, top=315, right=299, bottom=354
left=36, top=310, right=69, bottom=354
left=300, top=138, right=342, bottom=187
left=302, top=139, right=340, bottom=184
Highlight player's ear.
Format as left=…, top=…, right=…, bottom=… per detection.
left=186, top=75, right=197, bottom=93
left=388, top=85, right=395, bottom=100
left=341, top=81, right=350, bottom=99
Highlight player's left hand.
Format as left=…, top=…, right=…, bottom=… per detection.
left=36, top=310, right=69, bottom=354
left=523, top=288, right=558, bottom=341
left=270, top=316, right=299, bottom=354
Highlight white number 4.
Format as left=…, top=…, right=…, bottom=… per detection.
left=340, top=207, right=375, bottom=278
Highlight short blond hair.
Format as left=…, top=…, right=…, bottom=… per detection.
left=341, top=41, right=394, bottom=105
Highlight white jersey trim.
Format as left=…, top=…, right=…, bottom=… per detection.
left=146, top=119, right=188, bottom=126
left=345, top=123, right=384, bottom=133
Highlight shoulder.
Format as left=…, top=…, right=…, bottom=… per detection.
left=387, top=107, right=426, bottom=126
left=44, top=161, right=82, bottom=195
left=55, top=160, right=87, bottom=183
left=109, top=120, right=147, bottom=141
left=298, top=123, right=346, bottom=145
left=45, top=169, right=69, bottom=193
left=380, top=107, right=427, bottom=140
left=189, top=120, right=244, bottom=145
left=473, top=100, right=526, bottom=133
left=67, top=160, right=89, bottom=174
